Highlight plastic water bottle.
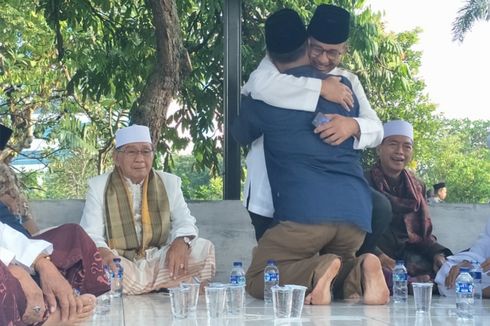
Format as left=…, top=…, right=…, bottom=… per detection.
left=110, top=257, right=124, bottom=297
left=263, top=259, right=279, bottom=304
left=104, top=264, right=112, bottom=286
left=230, top=261, right=246, bottom=285
left=95, top=265, right=112, bottom=314
left=470, top=261, right=482, bottom=303
left=392, top=260, right=408, bottom=303
left=455, top=268, right=474, bottom=319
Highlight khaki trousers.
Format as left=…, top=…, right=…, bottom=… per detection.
left=245, top=221, right=365, bottom=299
left=342, top=253, right=375, bottom=299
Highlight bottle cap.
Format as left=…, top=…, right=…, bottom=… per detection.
left=460, top=268, right=470, bottom=273
left=113, top=257, right=122, bottom=263
left=266, top=259, right=276, bottom=265
left=233, top=261, right=243, bottom=267
left=395, top=260, right=405, bottom=265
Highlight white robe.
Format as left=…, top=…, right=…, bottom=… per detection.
left=435, top=217, right=490, bottom=296
left=0, top=221, right=52, bottom=272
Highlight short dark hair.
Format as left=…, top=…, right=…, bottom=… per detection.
left=265, top=8, right=307, bottom=54
left=267, top=41, right=308, bottom=64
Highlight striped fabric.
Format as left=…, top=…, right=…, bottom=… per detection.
left=104, top=168, right=170, bottom=260
left=118, top=238, right=216, bottom=295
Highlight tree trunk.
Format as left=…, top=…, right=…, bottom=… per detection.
left=129, top=0, right=184, bottom=146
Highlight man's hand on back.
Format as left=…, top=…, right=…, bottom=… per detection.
left=313, top=114, right=360, bottom=145
left=321, top=76, right=353, bottom=111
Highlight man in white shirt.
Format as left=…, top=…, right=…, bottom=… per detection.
left=80, top=125, right=215, bottom=295
left=435, top=217, right=490, bottom=298
left=241, top=4, right=390, bottom=257
left=0, top=222, right=100, bottom=325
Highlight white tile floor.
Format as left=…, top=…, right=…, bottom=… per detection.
left=81, top=293, right=490, bottom=326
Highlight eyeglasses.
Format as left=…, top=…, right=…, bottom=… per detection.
left=309, top=45, right=343, bottom=60
left=117, top=148, right=154, bottom=158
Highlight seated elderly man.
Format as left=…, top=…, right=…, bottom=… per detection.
left=80, top=124, right=215, bottom=295
left=366, top=120, right=453, bottom=282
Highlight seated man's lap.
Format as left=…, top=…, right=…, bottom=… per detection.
left=117, top=238, right=215, bottom=288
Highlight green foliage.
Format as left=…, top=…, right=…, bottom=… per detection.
left=416, top=119, right=490, bottom=203
left=13, top=169, right=45, bottom=199
left=19, top=148, right=98, bottom=199
left=452, top=0, right=490, bottom=42
left=169, top=154, right=223, bottom=200
left=1, top=0, right=488, bottom=203
left=0, top=1, right=67, bottom=142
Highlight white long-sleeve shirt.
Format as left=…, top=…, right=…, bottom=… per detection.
left=80, top=171, right=198, bottom=249
left=241, top=56, right=383, bottom=217
left=435, top=217, right=490, bottom=296
left=0, top=221, right=52, bottom=269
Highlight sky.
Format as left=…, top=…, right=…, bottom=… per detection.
left=367, top=0, right=490, bottom=121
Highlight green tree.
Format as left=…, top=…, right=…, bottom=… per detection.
left=1, top=0, right=488, bottom=203
left=452, top=0, right=490, bottom=42
left=0, top=0, right=118, bottom=174
left=417, top=119, right=490, bottom=203
left=2, top=1, right=412, bottom=180
left=170, top=154, right=223, bottom=200
left=41, top=148, right=98, bottom=199
left=0, top=0, right=65, bottom=160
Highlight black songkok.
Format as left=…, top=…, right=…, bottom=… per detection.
left=433, top=182, right=446, bottom=191
left=307, top=4, right=350, bottom=44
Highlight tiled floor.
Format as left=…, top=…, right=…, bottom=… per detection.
left=82, top=294, right=490, bottom=325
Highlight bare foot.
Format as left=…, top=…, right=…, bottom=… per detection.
left=305, top=257, right=341, bottom=305
left=362, top=254, right=390, bottom=305
left=74, top=294, right=96, bottom=321
left=43, top=294, right=96, bottom=326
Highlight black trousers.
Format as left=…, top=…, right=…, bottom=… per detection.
left=356, top=188, right=392, bottom=255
